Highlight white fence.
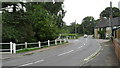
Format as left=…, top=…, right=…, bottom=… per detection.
left=0, top=39, right=68, bottom=54
left=0, top=42, right=13, bottom=54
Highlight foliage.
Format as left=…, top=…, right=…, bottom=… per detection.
left=2, top=9, right=35, bottom=43
left=25, top=4, right=60, bottom=41
left=100, top=7, right=120, bottom=18
left=65, top=16, right=97, bottom=35
left=62, top=34, right=77, bottom=37
left=2, top=2, right=66, bottom=43
left=61, top=33, right=80, bottom=39
left=81, top=16, right=96, bottom=35
left=97, top=28, right=106, bottom=39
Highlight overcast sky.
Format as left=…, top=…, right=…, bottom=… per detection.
left=63, top=0, right=120, bottom=25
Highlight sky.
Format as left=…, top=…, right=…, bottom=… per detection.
left=63, top=0, right=120, bottom=25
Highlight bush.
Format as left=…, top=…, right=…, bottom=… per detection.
left=61, top=34, right=79, bottom=39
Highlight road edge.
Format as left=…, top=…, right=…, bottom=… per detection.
left=80, top=39, right=103, bottom=66
left=1, top=42, right=72, bottom=60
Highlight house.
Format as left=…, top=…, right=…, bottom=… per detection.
left=94, top=18, right=109, bottom=39
left=94, top=16, right=120, bottom=39
left=94, top=16, right=120, bottom=61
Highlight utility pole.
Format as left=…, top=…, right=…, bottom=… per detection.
left=110, top=1, right=113, bottom=41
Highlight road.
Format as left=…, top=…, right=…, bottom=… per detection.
left=2, top=35, right=101, bottom=67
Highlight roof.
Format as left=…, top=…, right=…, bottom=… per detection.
left=95, top=17, right=120, bottom=28
left=95, top=18, right=108, bottom=28
left=111, top=17, right=120, bottom=26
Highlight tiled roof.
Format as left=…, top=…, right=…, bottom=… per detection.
left=95, top=17, right=120, bottom=28
left=111, top=17, right=120, bottom=26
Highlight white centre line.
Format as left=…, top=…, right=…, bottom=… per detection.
left=77, top=46, right=82, bottom=49
left=20, top=60, right=44, bottom=66
left=58, top=50, right=74, bottom=56
left=21, top=63, right=33, bottom=66
left=34, top=60, right=44, bottom=63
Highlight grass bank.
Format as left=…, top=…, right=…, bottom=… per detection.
left=16, top=42, right=68, bottom=53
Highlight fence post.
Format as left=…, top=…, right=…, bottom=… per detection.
left=64, top=39, right=66, bottom=43
left=48, top=40, right=50, bottom=46
left=25, top=42, right=27, bottom=49
left=10, top=42, right=13, bottom=54
left=38, top=41, right=41, bottom=48
left=55, top=40, right=57, bottom=45
left=60, top=39, right=62, bottom=44
left=13, top=43, right=16, bottom=54
left=66, top=38, right=68, bottom=42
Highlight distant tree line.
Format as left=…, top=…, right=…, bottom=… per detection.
left=66, top=7, right=120, bottom=35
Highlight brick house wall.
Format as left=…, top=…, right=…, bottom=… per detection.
left=94, top=28, right=99, bottom=39
left=94, top=27, right=112, bottom=39
left=113, top=29, right=120, bottom=61
left=106, top=27, right=112, bottom=38
left=117, top=29, right=120, bottom=38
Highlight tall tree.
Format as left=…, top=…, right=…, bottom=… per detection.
left=81, top=16, right=95, bottom=35
left=2, top=2, right=35, bottom=43
left=2, top=2, right=66, bottom=43
left=100, top=7, right=120, bottom=18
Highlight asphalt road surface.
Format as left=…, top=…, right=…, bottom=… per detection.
left=2, top=35, right=101, bottom=67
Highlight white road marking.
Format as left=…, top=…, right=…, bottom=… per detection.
left=20, top=60, right=44, bottom=66
left=21, top=63, right=33, bottom=66
left=75, top=40, right=78, bottom=41
left=34, top=60, right=44, bottom=63
left=58, top=50, right=74, bottom=56
left=77, top=46, right=82, bottom=49
left=84, top=46, right=101, bottom=62
left=84, top=44, right=85, bottom=45
left=86, top=38, right=87, bottom=41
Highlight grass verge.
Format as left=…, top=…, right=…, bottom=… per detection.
left=16, top=42, right=68, bottom=53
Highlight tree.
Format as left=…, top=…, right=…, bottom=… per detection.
left=25, top=3, right=65, bottom=41
left=2, top=2, right=66, bottom=43
left=2, top=3, right=35, bottom=43
left=81, top=16, right=96, bottom=35
left=100, top=7, right=120, bottom=18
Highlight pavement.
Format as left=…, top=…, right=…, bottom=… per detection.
left=1, top=36, right=119, bottom=67
left=83, top=40, right=119, bottom=66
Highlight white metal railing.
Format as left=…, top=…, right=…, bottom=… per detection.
left=0, top=38, right=68, bottom=54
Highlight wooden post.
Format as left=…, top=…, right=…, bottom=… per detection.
left=48, top=40, right=50, bottom=46
left=55, top=40, right=57, bottom=45
left=13, top=43, right=16, bottom=54
left=38, top=41, right=41, bottom=48
left=10, top=42, right=13, bottom=54
left=25, top=42, right=27, bottom=49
